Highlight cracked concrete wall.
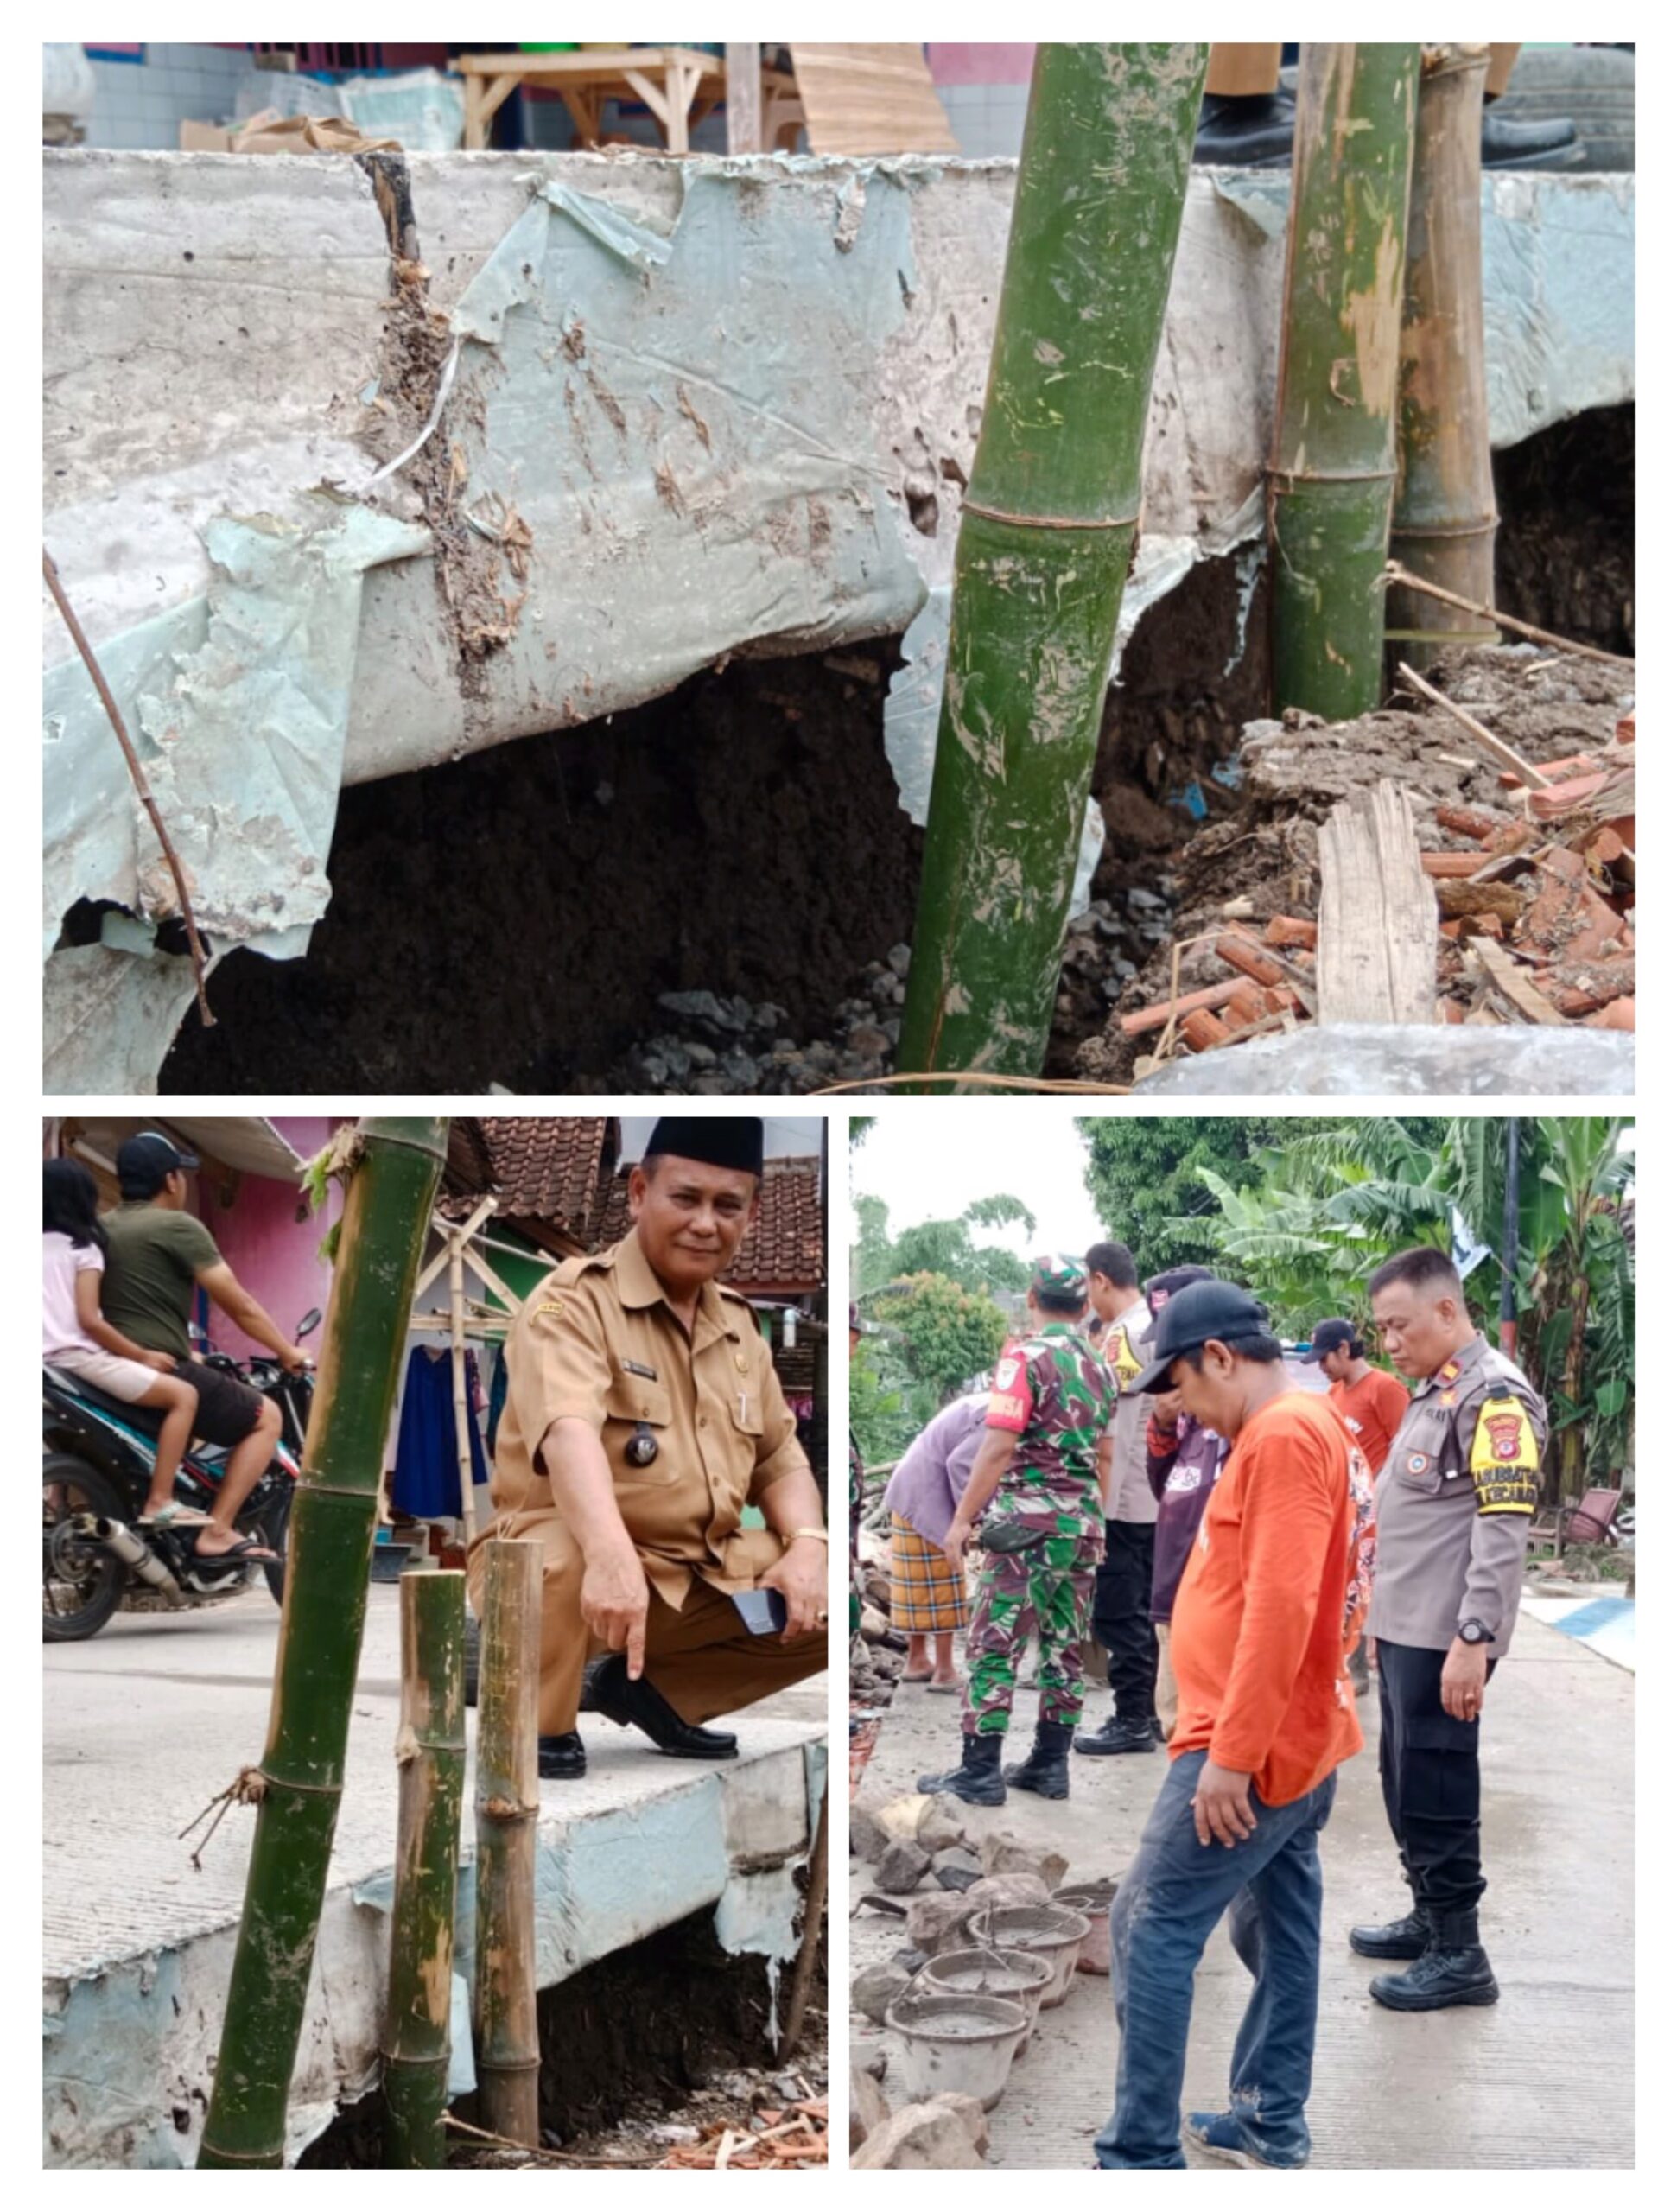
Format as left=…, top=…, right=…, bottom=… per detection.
left=41, top=151, right=1633, bottom=1089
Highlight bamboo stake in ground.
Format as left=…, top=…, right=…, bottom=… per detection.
left=1387, top=47, right=1499, bottom=648
left=384, top=1567, right=468, bottom=2170
left=448, top=1232, right=477, bottom=1544
left=473, top=1538, right=543, bottom=2147
left=1269, top=44, right=1421, bottom=718
left=1385, top=563, right=1635, bottom=670
left=198, top=1118, right=448, bottom=2170
left=897, top=43, right=1209, bottom=1085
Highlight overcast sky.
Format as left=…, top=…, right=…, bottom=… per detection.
left=847, top=1104, right=1107, bottom=1262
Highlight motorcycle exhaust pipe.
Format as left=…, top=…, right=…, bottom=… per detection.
left=75, top=1512, right=184, bottom=1600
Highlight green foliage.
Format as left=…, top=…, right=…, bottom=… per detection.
left=853, top=1192, right=1032, bottom=1300
left=874, top=1272, right=1009, bottom=1402
left=848, top=1338, right=938, bottom=1470
left=849, top=1117, right=876, bottom=1149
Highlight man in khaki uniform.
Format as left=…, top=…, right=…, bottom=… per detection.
left=467, top=1116, right=829, bottom=1780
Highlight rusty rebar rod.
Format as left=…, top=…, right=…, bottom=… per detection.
left=42, top=544, right=215, bottom=1026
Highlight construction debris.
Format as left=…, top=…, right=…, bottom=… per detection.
left=1077, top=645, right=1634, bottom=1084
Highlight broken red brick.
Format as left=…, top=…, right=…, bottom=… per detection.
left=1120, top=979, right=1246, bottom=1039
left=1216, top=932, right=1289, bottom=989
left=1530, top=771, right=1612, bottom=822
left=1180, top=1008, right=1235, bottom=1052
left=1515, top=846, right=1629, bottom=965
left=1264, top=915, right=1319, bottom=951
left=1585, top=996, right=1634, bottom=1031
left=1615, top=710, right=1635, bottom=745
left=1439, top=998, right=1466, bottom=1025
left=1439, top=919, right=1464, bottom=940
left=1422, top=852, right=1490, bottom=879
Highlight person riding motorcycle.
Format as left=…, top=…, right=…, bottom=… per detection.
left=97, top=1134, right=313, bottom=1570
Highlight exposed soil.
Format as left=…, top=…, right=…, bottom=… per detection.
left=157, top=405, right=1629, bottom=1094
left=296, top=1905, right=825, bottom=2167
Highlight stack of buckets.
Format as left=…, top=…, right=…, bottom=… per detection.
left=883, top=1883, right=1115, bottom=2113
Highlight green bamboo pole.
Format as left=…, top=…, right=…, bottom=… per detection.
left=473, top=1537, right=543, bottom=2146
left=1387, top=45, right=1499, bottom=648
left=897, top=43, right=1209, bottom=1084
left=383, top=1567, right=467, bottom=2169
left=198, top=1117, right=448, bottom=2171
left=1269, top=42, right=1420, bottom=718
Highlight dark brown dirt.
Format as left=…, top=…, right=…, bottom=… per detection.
left=162, top=644, right=921, bottom=1093
left=1495, top=404, right=1634, bottom=655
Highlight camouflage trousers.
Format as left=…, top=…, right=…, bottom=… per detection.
left=963, top=1528, right=1100, bottom=1737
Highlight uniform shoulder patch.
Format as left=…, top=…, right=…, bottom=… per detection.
left=1468, top=1392, right=1540, bottom=1516
left=1105, top=1323, right=1143, bottom=1392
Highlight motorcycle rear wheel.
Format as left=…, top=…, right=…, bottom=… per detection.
left=43, top=1452, right=127, bottom=1643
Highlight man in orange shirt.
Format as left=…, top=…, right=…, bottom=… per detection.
left=1304, top=1317, right=1411, bottom=1695
left=1094, top=1281, right=1374, bottom=2171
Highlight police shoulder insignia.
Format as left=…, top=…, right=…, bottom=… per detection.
left=532, top=1300, right=569, bottom=1318
left=1106, top=1324, right=1143, bottom=1391
left=1468, top=1393, right=1540, bottom=1516
left=1438, top=1357, right=1463, bottom=1386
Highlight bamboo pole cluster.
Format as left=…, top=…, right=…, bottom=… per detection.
left=473, top=1538, right=543, bottom=2147
left=199, top=1118, right=448, bottom=2171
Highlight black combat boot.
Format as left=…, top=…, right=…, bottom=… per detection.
left=917, top=1731, right=1007, bottom=1807
left=1003, top=1718, right=1073, bottom=1799
left=1369, top=1910, right=1499, bottom=2011
left=1073, top=1706, right=1158, bottom=1757
left=1350, top=1904, right=1429, bottom=1960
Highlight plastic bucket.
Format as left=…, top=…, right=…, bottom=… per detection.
left=920, top=1944, right=1054, bottom=2040
left=1055, top=1882, right=1117, bottom=1974
left=885, top=1988, right=1026, bottom=2111
left=967, top=1903, right=1089, bottom=2008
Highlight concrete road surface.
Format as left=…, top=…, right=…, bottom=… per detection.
left=851, top=1611, right=1631, bottom=2168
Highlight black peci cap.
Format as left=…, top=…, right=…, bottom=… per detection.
left=1133, top=1278, right=1271, bottom=1393
left=644, top=1117, right=765, bottom=1178
left=1301, top=1318, right=1359, bottom=1364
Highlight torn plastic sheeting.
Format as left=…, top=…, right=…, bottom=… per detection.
left=1133, top=1023, right=1634, bottom=1096
left=429, top=165, right=927, bottom=743
left=42, top=944, right=217, bottom=1096
left=43, top=499, right=429, bottom=966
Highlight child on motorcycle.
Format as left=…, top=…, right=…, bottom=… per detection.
left=44, top=1160, right=207, bottom=1532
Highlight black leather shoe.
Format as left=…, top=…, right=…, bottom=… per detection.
left=537, top=1730, right=588, bottom=1780
left=581, top=1654, right=738, bottom=1759
left=1350, top=1908, right=1429, bottom=1959
left=1370, top=1942, right=1499, bottom=2012
left=1193, top=89, right=1296, bottom=168
left=1482, top=107, right=1584, bottom=171
left=1073, top=1711, right=1158, bottom=1757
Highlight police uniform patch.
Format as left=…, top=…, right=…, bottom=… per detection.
left=1468, top=1393, right=1540, bottom=1516
left=1407, top=1452, right=1431, bottom=1476
left=1105, top=1322, right=1143, bottom=1393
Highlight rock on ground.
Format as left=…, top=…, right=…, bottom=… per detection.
left=849, top=2066, right=892, bottom=2151
left=851, top=2102, right=987, bottom=2170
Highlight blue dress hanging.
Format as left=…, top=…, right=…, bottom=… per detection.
left=392, top=1345, right=490, bottom=1519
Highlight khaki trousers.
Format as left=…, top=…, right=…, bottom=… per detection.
left=466, top=1512, right=827, bottom=1737
left=1206, top=42, right=1521, bottom=100
left=1154, top=1621, right=1179, bottom=1737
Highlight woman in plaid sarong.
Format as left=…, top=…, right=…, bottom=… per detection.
left=885, top=1393, right=988, bottom=1690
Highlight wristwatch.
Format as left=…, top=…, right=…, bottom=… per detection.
left=1458, top=1618, right=1494, bottom=1646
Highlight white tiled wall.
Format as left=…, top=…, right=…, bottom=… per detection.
left=936, top=80, right=1029, bottom=160
left=82, top=42, right=255, bottom=149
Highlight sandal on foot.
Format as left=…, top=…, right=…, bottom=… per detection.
left=140, top=1503, right=213, bottom=1530
left=186, top=1529, right=279, bottom=1570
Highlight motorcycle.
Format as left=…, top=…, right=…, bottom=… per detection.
left=42, top=1308, right=321, bottom=1643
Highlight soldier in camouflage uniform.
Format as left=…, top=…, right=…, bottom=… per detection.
left=917, top=1257, right=1120, bottom=1806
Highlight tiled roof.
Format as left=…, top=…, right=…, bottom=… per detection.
left=441, top=1117, right=614, bottom=1245
left=449, top=1119, right=824, bottom=1292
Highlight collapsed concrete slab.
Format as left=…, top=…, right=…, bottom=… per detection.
left=41, top=150, right=1634, bottom=1088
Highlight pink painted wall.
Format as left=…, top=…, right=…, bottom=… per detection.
left=194, top=1117, right=346, bottom=1359
left=927, top=43, right=1035, bottom=86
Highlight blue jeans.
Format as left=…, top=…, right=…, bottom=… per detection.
left=1094, top=1748, right=1337, bottom=2169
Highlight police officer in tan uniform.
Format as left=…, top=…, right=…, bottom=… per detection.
left=467, top=1117, right=829, bottom=1780
left=1354, top=1245, right=1547, bottom=2011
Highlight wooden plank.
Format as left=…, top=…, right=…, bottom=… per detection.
left=727, top=42, right=763, bottom=150
left=1316, top=779, right=1439, bottom=1026
left=1465, top=938, right=1566, bottom=1026
left=788, top=43, right=959, bottom=155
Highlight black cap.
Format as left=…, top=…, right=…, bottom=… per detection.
left=1144, top=1262, right=1215, bottom=1316
left=643, top=1116, right=764, bottom=1178
left=117, top=1130, right=200, bottom=1196
left=1134, top=1278, right=1271, bottom=1393
left=1300, top=1319, right=1359, bottom=1364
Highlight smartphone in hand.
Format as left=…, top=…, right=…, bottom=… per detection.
left=730, top=1588, right=790, bottom=1636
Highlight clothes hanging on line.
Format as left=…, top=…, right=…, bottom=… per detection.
left=391, top=1344, right=491, bottom=1520
left=486, top=1343, right=509, bottom=1454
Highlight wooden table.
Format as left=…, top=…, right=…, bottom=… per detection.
left=457, top=47, right=796, bottom=154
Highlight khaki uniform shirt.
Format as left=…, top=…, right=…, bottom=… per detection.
left=1367, top=1332, right=1547, bottom=1658
left=490, top=1229, right=811, bottom=1608
left=1100, top=1299, right=1157, bottom=1523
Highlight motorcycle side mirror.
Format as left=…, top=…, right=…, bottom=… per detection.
left=297, top=1308, right=322, bottom=1340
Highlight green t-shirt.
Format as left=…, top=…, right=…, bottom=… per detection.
left=99, top=1203, right=223, bottom=1361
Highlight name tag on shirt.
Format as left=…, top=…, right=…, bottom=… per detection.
left=621, top=1358, right=659, bottom=1381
